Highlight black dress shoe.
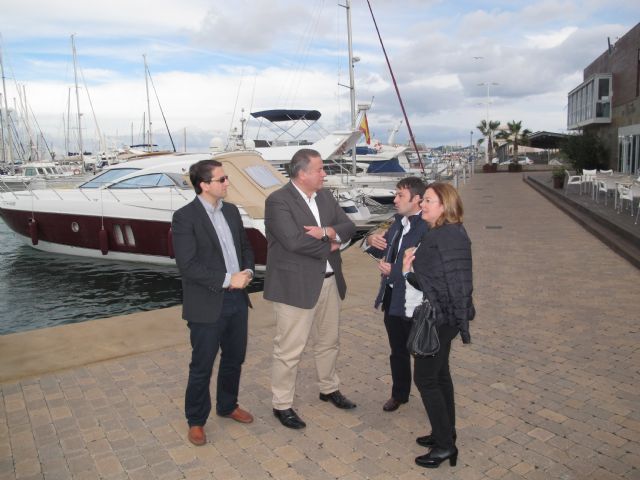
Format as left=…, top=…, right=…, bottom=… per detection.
left=416, top=431, right=457, bottom=448
left=382, top=398, right=407, bottom=412
left=415, top=446, right=458, bottom=468
left=273, top=408, right=306, bottom=429
left=319, top=390, right=356, bottom=409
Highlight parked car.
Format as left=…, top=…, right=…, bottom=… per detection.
left=498, top=155, right=533, bottom=166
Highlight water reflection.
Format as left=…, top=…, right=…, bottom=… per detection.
left=0, top=219, right=262, bottom=335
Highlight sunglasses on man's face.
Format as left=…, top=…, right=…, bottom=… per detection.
left=205, top=175, right=229, bottom=184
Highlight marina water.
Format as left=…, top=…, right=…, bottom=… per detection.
left=0, top=218, right=262, bottom=335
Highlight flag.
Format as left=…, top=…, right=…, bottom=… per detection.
left=359, top=113, right=371, bottom=145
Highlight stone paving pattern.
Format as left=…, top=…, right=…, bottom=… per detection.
left=1, top=173, right=639, bottom=479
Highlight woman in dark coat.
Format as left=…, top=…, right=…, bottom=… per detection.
left=402, top=182, right=474, bottom=469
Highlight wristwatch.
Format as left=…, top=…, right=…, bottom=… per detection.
left=321, top=227, right=330, bottom=242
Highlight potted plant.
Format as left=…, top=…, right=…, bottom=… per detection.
left=551, top=166, right=566, bottom=189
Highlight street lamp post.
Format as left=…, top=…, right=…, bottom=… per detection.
left=478, top=82, right=498, bottom=164
left=469, top=130, right=473, bottom=176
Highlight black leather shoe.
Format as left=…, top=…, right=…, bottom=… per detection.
left=273, top=408, right=306, bottom=429
left=382, top=398, right=407, bottom=412
left=416, top=431, right=457, bottom=448
left=319, top=390, right=356, bottom=409
left=415, top=446, right=458, bottom=468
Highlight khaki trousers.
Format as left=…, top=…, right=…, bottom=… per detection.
left=271, top=276, right=341, bottom=409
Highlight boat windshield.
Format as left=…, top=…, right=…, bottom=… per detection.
left=108, top=173, right=183, bottom=189
left=80, top=168, right=140, bottom=189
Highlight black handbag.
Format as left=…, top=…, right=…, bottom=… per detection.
left=407, top=297, right=440, bottom=357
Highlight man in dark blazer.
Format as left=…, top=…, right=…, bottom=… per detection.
left=264, top=148, right=356, bottom=429
left=172, top=159, right=255, bottom=446
left=364, top=177, right=427, bottom=412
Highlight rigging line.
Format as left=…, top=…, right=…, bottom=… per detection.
left=247, top=74, right=258, bottom=141
left=27, top=102, right=55, bottom=160
left=79, top=65, right=104, bottom=152
left=365, top=0, right=424, bottom=172
left=145, top=63, right=176, bottom=152
left=279, top=0, right=324, bottom=108
left=226, top=72, right=244, bottom=150
left=287, top=0, right=326, bottom=109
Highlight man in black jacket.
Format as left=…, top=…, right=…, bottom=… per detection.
left=364, top=177, right=427, bottom=412
left=172, top=159, right=255, bottom=446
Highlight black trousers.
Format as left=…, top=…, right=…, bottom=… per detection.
left=413, top=323, right=459, bottom=449
left=382, top=286, right=413, bottom=402
left=185, top=290, right=248, bottom=427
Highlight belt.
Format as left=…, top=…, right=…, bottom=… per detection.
left=324, top=272, right=335, bottom=278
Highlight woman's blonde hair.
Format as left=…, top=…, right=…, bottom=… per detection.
left=427, top=182, right=464, bottom=227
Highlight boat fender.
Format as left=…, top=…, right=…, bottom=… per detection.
left=99, top=228, right=109, bottom=255
left=29, top=218, right=38, bottom=245
left=167, top=228, right=175, bottom=259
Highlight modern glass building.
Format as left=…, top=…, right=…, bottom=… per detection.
left=567, top=23, right=640, bottom=174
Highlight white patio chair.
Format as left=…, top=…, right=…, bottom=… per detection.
left=598, top=169, right=613, bottom=174
left=595, top=179, right=610, bottom=205
left=565, top=170, right=583, bottom=196
left=582, top=169, right=597, bottom=194
left=616, top=184, right=633, bottom=216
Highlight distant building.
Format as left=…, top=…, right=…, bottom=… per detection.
left=567, top=22, right=640, bottom=174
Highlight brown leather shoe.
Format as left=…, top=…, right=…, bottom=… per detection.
left=187, top=426, right=206, bottom=446
left=224, top=407, right=254, bottom=424
left=383, top=397, right=408, bottom=412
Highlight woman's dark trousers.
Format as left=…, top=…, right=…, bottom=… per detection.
left=413, top=324, right=459, bottom=449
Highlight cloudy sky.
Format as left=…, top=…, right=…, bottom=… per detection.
left=0, top=0, right=638, bottom=154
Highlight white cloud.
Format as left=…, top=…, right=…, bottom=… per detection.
left=526, top=27, right=579, bottom=49
left=1, top=0, right=639, bottom=151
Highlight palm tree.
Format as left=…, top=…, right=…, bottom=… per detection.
left=476, top=119, right=501, bottom=163
left=497, top=120, right=532, bottom=163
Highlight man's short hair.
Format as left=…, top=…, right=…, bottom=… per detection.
left=189, top=159, right=223, bottom=194
left=289, top=148, right=321, bottom=179
left=396, top=176, right=426, bottom=200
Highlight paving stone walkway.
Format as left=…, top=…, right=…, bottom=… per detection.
left=1, top=173, right=639, bottom=479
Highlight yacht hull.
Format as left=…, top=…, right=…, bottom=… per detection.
left=0, top=208, right=268, bottom=268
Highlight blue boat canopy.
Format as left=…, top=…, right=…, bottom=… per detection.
left=250, top=109, right=321, bottom=122
left=366, top=157, right=406, bottom=173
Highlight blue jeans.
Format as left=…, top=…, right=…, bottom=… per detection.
left=185, top=290, right=248, bottom=426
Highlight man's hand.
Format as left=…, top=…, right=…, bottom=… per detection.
left=330, top=241, right=341, bottom=252
left=368, top=233, right=387, bottom=250
left=229, top=271, right=251, bottom=289
left=304, top=225, right=323, bottom=239
left=378, top=260, right=392, bottom=276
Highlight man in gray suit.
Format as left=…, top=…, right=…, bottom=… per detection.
left=172, top=159, right=255, bottom=446
left=264, top=148, right=357, bottom=429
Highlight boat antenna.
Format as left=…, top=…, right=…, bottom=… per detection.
left=365, top=0, right=424, bottom=172
left=145, top=58, right=176, bottom=152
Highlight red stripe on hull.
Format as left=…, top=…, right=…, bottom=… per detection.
left=0, top=209, right=267, bottom=265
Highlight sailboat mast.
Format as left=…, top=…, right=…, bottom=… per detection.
left=65, top=88, right=71, bottom=157
left=0, top=44, right=13, bottom=166
left=344, top=0, right=357, bottom=174
left=143, top=54, right=152, bottom=152
left=71, top=34, right=84, bottom=164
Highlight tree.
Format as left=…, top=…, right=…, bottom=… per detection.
left=496, top=120, right=532, bottom=163
left=476, top=120, right=501, bottom=163
left=561, top=132, right=608, bottom=172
